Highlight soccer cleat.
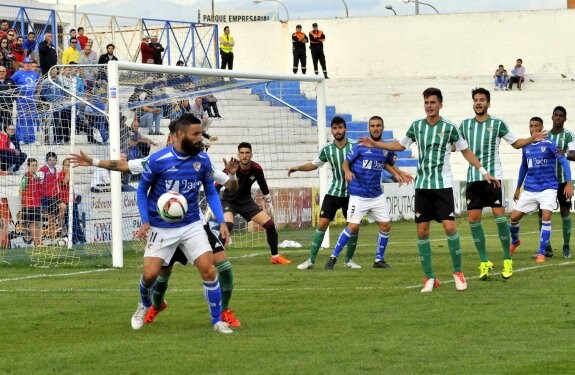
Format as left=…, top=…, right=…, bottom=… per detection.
left=325, top=256, right=337, bottom=270
left=344, top=260, right=362, bottom=269
left=213, top=321, right=233, bottom=334
left=297, top=259, right=314, bottom=270
left=144, top=300, right=167, bottom=324
left=421, top=277, right=439, bottom=293
left=373, top=260, right=391, bottom=268
left=131, top=302, right=149, bottom=330
left=502, top=259, right=513, bottom=279
left=535, top=254, right=546, bottom=263
left=510, top=240, right=521, bottom=256
left=545, top=248, right=554, bottom=258
left=221, top=309, right=241, bottom=327
left=453, top=272, right=467, bottom=291
left=270, top=254, right=292, bottom=265
left=478, top=260, right=494, bottom=281
left=563, top=246, right=572, bottom=259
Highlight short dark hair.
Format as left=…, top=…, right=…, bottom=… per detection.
left=176, top=60, right=184, bottom=66
left=70, top=37, right=77, bottom=43
left=27, top=158, right=37, bottom=166
left=238, top=142, right=252, bottom=151
left=472, top=87, right=490, bottom=103
left=78, top=27, right=84, bottom=32
left=369, top=115, right=384, bottom=124
left=46, top=151, right=57, bottom=161
left=70, top=28, right=76, bottom=33
left=168, top=120, right=177, bottom=134
left=330, top=116, right=346, bottom=128
left=27, top=31, right=35, bottom=36
left=530, top=116, right=543, bottom=125
left=106, top=43, right=115, bottom=49
left=224, top=26, right=229, bottom=31
left=517, top=58, right=523, bottom=63
left=553, top=106, right=567, bottom=117
left=423, top=87, right=443, bottom=103
left=174, top=113, right=201, bottom=133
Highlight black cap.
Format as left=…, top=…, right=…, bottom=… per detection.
left=296, top=24, right=302, bottom=28
left=312, top=23, right=318, bottom=27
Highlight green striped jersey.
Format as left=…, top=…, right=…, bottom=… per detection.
left=548, top=128, right=575, bottom=183
left=459, top=116, right=518, bottom=182
left=400, top=118, right=467, bottom=189
left=312, top=138, right=356, bottom=197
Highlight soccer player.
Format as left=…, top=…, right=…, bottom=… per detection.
left=69, top=121, right=243, bottom=328
left=288, top=116, right=357, bottom=270
left=325, top=116, right=412, bottom=270
left=359, top=87, right=499, bottom=292
left=509, top=116, right=573, bottom=263
left=537, top=106, right=574, bottom=259
left=131, top=113, right=232, bottom=333
left=221, top=142, right=291, bottom=264
left=459, top=88, right=546, bottom=280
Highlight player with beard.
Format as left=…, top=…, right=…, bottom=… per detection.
left=288, top=116, right=358, bottom=269
left=221, top=142, right=291, bottom=264
left=459, top=87, right=545, bottom=280
left=131, top=113, right=233, bottom=334
left=324, top=116, right=412, bottom=269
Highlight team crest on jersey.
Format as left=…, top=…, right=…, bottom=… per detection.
left=437, top=132, right=444, bottom=138
left=250, top=176, right=256, bottom=180
left=487, top=125, right=494, bottom=132
left=541, top=146, right=546, bottom=152
left=193, top=162, right=201, bottom=171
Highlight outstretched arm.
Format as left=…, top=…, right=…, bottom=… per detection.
left=222, top=157, right=239, bottom=192
left=288, top=162, right=318, bottom=177
left=511, top=129, right=547, bottom=149
left=359, top=137, right=406, bottom=151
left=69, top=150, right=130, bottom=172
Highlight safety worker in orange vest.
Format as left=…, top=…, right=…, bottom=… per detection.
left=292, top=25, right=308, bottom=74
left=309, top=23, right=328, bottom=79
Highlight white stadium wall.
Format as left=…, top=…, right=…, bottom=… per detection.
left=228, top=9, right=575, bottom=78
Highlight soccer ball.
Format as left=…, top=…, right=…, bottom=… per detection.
left=57, top=238, right=68, bottom=247
left=157, top=191, right=188, bottom=223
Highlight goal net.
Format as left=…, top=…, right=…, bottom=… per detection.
left=0, top=62, right=327, bottom=267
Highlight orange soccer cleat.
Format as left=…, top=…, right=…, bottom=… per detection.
left=270, top=254, right=292, bottom=264
left=144, top=300, right=167, bottom=324
left=221, top=309, right=241, bottom=327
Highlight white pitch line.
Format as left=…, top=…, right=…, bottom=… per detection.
left=0, top=268, right=116, bottom=283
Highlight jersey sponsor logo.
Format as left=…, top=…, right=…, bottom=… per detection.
left=165, top=179, right=179, bottom=192
left=193, top=162, right=201, bottom=171
left=527, top=158, right=548, bottom=168
left=362, top=159, right=386, bottom=170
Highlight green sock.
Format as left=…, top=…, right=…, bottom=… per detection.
left=562, top=215, right=571, bottom=248
left=344, top=235, right=359, bottom=263
left=309, top=229, right=326, bottom=263
left=152, top=274, right=170, bottom=309
left=470, top=222, right=488, bottom=262
left=417, top=237, right=433, bottom=278
left=495, top=216, right=511, bottom=260
left=216, top=260, right=233, bottom=311
left=447, top=232, right=462, bottom=273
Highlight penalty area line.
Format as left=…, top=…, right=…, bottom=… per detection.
left=0, top=268, right=116, bottom=283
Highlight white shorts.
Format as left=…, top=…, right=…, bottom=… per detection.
left=515, top=189, right=557, bottom=213
left=144, top=221, right=211, bottom=266
left=347, top=194, right=390, bottom=224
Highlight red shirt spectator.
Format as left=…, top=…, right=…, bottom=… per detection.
left=11, top=37, right=25, bottom=64
left=21, top=171, right=41, bottom=208
left=39, top=164, right=59, bottom=198
left=140, top=37, right=154, bottom=63
left=57, top=160, right=71, bottom=202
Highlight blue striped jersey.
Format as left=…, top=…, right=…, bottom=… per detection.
left=346, top=144, right=395, bottom=198
left=521, top=139, right=563, bottom=192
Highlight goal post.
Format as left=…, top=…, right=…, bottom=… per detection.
left=106, top=61, right=328, bottom=268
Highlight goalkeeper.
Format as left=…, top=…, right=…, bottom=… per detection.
left=220, top=142, right=291, bottom=265
left=69, top=119, right=243, bottom=328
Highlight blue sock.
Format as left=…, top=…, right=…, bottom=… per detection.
left=539, top=221, right=552, bottom=255
left=375, top=230, right=389, bottom=262
left=139, top=275, right=152, bottom=308
left=510, top=221, right=520, bottom=244
left=203, top=278, right=222, bottom=325
left=331, top=227, right=353, bottom=258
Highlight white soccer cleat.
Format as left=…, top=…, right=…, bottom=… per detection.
left=131, top=302, right=149, bottom=330
left=344, top=260, right=362, bottom=269
left=420, top=277, right=439, bottom=293
left=213, top=321, right=233, bottom=334
left=297, top=259, right=314, bottom=270
left=453, top=272, right=467, bottom=291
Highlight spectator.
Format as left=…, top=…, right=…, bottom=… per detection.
left=202, top=94, right=221, bottom=118
left=11, top=57, right=39, bottom=144
left=0, top=66, right=15, bottom=126
left=292, top=25, right=308, bottom=74
left=22, top=32, right=37, bottom=59
left=219, top=26, right=234, bottom=70
left=38, top=151, right=67, bottom=243
left=5, top=124, right=26, bottom=172
left=38, top=32, right=57, bottom=75
left=171, top=98, right=191, bottom=119
left=78, top=44, right=98, bottom=91
left=76, top=27, right=88, bottom=50
left=68, top=29, right=77, bottom=46
left=57, top=158, right=71, bottom=233
left=0, top=20, right=9, bottom=39
left=0, top=38, right=15, bottom=76
left=140, top=36, right=154, bottom=64
left=0, top=125, right=26, bottom=173
left=508, top=58, right=525, bottom=91
left=493, top=64, right=509, bottom=91
left=124, top=135, right=144, bottom=160
left=83, top=86, right=108, bottom=144
left=11, top=35, right=25, bottom=72
left=309, top=23, right=328, bottom=78
left=191, top=96, right=211, bottom=131
left=40, top=68, right=64, bottom=144
left=149, top=34, right=164, bottom=65
left=129, top=118, right=156, bottom=156
left=20, top=158, right=43, bottom=246
left=59, top=64, right=85, bottom=144
left=62, top=37, right=80, bottom=65
left=91, top=167, right=111, bottom=193
left=98, top=43, right=118, bottom=64
left=139, top=85, right=163, bottom=135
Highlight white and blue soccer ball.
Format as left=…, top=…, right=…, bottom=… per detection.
left=157, top=191, right=188, bottom=223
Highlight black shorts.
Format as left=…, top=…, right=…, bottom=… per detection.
left=466, top=180, right=504, bottom=210
left=164, top=224, right=225, bottom=268
left=41, top=197, right=60, bottom=214
left=221, top=199, right=262, bottom=222
left=557, top=182, right=572, bottom=209
left=320, top=195, right=349, bottom=220
left=414, top=188, right=455, bottom=223
left=22, top=207, right=42, bottom=222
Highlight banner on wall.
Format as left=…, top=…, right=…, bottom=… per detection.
left=199, top=9, right=278, bottom=23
